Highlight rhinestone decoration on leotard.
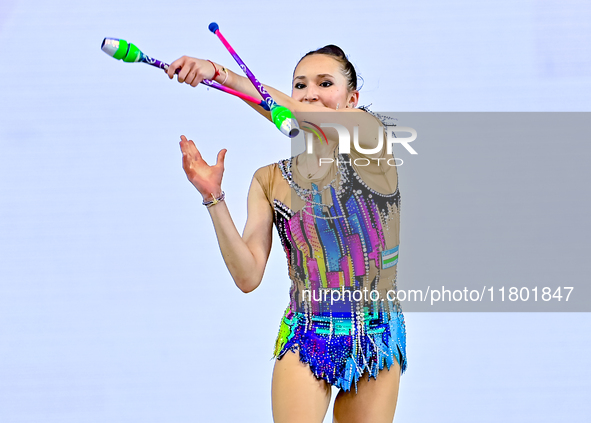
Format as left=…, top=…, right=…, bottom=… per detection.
left=271, top=152, right=406, bottom=393
left=278, top=153, right=350, bottom=202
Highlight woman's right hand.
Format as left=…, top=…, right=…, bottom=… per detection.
left=179, top=135, right=227, bottom=200
left=166, top=56, right=217, bottom=87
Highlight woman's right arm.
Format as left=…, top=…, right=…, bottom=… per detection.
left=180, top=135, right=273, bottom=293
left=167, top=57, right=382, bottom=144
left=166, top=56, right=272, bottom=121
left=166, top=56, right=333, bottom=122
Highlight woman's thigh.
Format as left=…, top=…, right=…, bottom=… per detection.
left=271, top=349, right=332, bottom=423
left=332, top=361, right=401, bottom=423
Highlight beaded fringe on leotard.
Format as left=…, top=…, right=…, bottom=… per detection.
left=272, top=299, right=407, bottom=393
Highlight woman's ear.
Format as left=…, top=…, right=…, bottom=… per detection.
left=348, top=90, right=360, bottom=108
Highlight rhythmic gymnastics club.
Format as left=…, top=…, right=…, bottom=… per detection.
left=208, top=23, right=300, bottom=138
left=101, top=37, right=270, bottom=111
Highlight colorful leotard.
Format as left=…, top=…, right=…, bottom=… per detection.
left=254, top=127, right=407, bottom=393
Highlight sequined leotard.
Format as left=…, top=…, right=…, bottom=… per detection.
left=254, top=140, right=407, bottom=393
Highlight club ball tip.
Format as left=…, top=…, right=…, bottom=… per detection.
left=208, top=22, right=219, bottom=33
left=101, top=37, right=122, bottom=58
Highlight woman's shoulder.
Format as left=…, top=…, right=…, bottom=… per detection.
left=357, top=105, right=397, bottom=127
left=253, top=161, right=278, bottom=180
left=253, top=157, right=292, bottom=182
left=252, top=158, right=292, bottom=196
left=251, top=160, right=292, bottom=210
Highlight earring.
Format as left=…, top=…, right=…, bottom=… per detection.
left=336, top=103, right=340, bottom=110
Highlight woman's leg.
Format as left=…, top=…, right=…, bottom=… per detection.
left=272, top=349, right=333, bottom=423
left=332, top=360, right=401, bottom=423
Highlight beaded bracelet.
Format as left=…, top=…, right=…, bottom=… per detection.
left=220, top=66, right=229, bottom=85
left=207, top=60, right=220, bottom=81
left=202, top=191, right=225, bottom=208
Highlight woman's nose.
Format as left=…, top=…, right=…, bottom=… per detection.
left=304, top=89, right=318, bottom=102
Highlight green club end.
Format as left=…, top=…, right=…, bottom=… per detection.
left=101, top=38, right=142, bottom=62
left=271, top=105, right=300, bottom=138
left=122, top=42, right=141, bottom=62
left=112, top=39, right=128, bottom=60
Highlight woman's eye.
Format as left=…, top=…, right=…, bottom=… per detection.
left=294, top=83, right=306, bottom=89
left=320, top=81, right=333, bottom=87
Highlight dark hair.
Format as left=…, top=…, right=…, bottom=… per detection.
left=295, top=45, right=359, bottom=92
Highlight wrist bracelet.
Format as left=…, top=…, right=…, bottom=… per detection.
left=221, top=66, right=229, bottom=85
left=207, top=60, right=221, bottom=81
left=202, top=191, right=225, bottom=208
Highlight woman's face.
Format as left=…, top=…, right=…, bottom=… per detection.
left=291, top=54, right=357, bottom=109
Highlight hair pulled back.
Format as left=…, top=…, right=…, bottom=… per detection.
left=296, top=45, right=359, bottom=92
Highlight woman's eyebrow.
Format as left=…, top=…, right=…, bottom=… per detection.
left=293, top=73, right=334, bottom=81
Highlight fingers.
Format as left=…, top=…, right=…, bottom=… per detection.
left=181, top=147, right=192, bottom=173
left=167, top=56, right=196, bottom=84
left=175, top=57, right=202, bottom=86
left=166, top=56, right=215, bottom=87
left=215, top=148, right=227, bottom=168
left=189, top=71, right=201, bottom=88
left=178, top=137, right=225, bottom=196
left=179, top=135, right=191, bottom=157
left=177, top=59, right=195, bottom=84
left=183, top=64, right=207, bottom=87
left=185, top=68, right=201, bottom=87
left=186, top=139, right=201, bottom=160
left=167, top=56, right=186, bottom=79
left=179, top=135, right=203, bottom=163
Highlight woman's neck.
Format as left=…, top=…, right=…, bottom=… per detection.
left=296, top=136, right=339, bottom=179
